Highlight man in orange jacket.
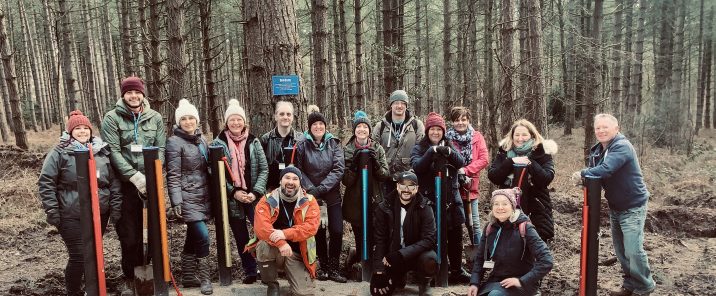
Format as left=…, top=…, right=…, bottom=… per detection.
left=250, top=166, right=320, bottom=296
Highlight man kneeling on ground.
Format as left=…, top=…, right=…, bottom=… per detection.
left=371, top=171, right=438, bottom=296
left=248, top=166, right=320, bottom=296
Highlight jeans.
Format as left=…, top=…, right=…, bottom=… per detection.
left=467, top=199, right=482, bottom=244
left=59, top=216, right=108, bottom=295
left=184, top=221, right=210, bottom=258
left=609, top=204, right=655, bottom=294
left=229, top=203, right=257, bottom=276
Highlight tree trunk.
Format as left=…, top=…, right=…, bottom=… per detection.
left=559, top=0, right=575, bottom=135
left=58, top=0, right=78, bottom=114
left=522, top=0, right=545, bottom=133
left=483, top=0, right=497, bottom=148
left=118, top=0, right=134, bottom=75
left=499, top=0, right=515, bottom=135
left=166, top=0, right=184, bottom=133
left=0, top=4, right=29, bottom=149
left=610, top=0, right=623, bottom=115
left=627, top=0, right=646, bottom=133
left=382, top=0, right=395, bottom=96
left=669, top=0, right=686, bottom=148
left=704, top=36, right=713, bottom=129
left=620, top=0, right=634, bottom=120
left=354, top=0, right=365, bottom=110
left=582, top=0, right=603, bottom=156
left=442, top=0, right=452, bottom=113
left=199, top=0, right=221, bottom=136
left=17, top=0, right=40, bottom=131
left=79, top=0, right=102, bottom=127
left=244, top=0, right=308, bottom=133
left=332, top=0, right=345, bottom=126
left=339, top=0, right=353, bottom=112
left=146, top=0, right=163, bottom=113
left=311, top=0, right=328, bottom=112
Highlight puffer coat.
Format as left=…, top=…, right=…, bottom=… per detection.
left=165, top=126, right=211, bottom=222
left=294, top=132, right=345, bottom=206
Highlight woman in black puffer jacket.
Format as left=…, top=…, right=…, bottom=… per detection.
left=487, top=119, right=557, bottom=242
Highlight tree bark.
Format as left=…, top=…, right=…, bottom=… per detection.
left=311, top=0, right=328, bottom=112
left=166, top=0, right=185, bottom=133
left=17, top=0, right=40, bottom=131
left=0, top=4, right=29, bottom=149
left=58, top=0, right=78, bottom=114
left=626, top=0, right=646, bottom=133
left=354, top=0, right=365, bottom=110
left=332, top=0, right=345, bottom=125
left=499, top=0, right=515, bottom=135
left=147, top=0, right=164, bottom=112
left=583, top=0, right=603, bottom=157
left=118, top=0, right=134, bottom=75
left=610, top=0, right=623, bottom=115
left=620, top=0, right=634, bottom=121
left=442, top=0, right=452, bottom=113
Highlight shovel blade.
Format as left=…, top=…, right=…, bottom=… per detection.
left=133, top=265, right=154, bottom=296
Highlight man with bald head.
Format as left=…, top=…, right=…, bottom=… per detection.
left=574, top=114, right=655, bottom=296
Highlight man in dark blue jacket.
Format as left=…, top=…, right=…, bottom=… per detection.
left=576, top=114, right=656, bottom=296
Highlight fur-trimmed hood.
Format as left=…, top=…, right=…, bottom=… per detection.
left=498, top=139, right=558, bottom=155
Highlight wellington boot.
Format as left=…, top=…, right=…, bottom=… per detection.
left=197, top=256, right=213, bottom=295
left=180, top=253, right=200, bottom=288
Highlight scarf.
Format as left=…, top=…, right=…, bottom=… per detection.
left=506, top=139, right=535, bottom=159
left=279, top=186, right=303, bottom=203
left=353, top=137, right=371, bottom=149
left=446, top=127, right=474, bottom=163
left=225, top=129, right=248, bottom=189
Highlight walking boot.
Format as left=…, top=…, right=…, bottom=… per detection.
left=418, top=277, right=433, bottom=296
left=316, top=258, right=329, bottom=281
left=327, top=258, right=347, bottom=283
left=196, top=256, right=213, bottom=295
left=258, top=261, right=280, bottom=296
left=448, top=266, right=471, bottom=284
left=180, top=252, right=200, bottom=288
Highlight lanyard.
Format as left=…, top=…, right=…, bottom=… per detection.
left=489, top=228, right=502, bottom=260
left=280, top=200, right=294, bottom=227
left=132, top=112, right=142, bottom=143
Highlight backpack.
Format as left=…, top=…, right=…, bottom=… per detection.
left=484, top=220, right=532, bottom=260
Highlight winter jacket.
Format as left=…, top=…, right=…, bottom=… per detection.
left=211, top=131, right=269, bottom=219
left=469, top=211, right=553, bottom=295
left=581, top=133, right=649, bottom=211
left=411, top=138, right=466, bottom=227
left=165, top=126, right=211, bottom=222
left=372, top=191, right=436, bottom=273
left=487, top=140, right=557, bottom=240
left=100, top=98, right=166, bottom=181
left=294, top=132, right=345, bottom=206
left=341, top=138, right=390, bottom=225
left=38, top=134, right=122, bottom=224
left=450, top=130, right=490, bottom=200
left=249, top=189, right=320, bottom=278
left=259, top=127, right=304, bottom=190
left=372, top=111, right=425, bottom=179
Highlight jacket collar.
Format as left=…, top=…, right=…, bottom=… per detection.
left=266, top=188, right=310, bottom=210
left=114, top=98, right=153, bottom=119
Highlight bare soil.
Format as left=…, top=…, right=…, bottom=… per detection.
left=1, top=126, right=714, bottom=295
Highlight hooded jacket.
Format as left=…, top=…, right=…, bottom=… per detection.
left=487, top=140, right=557, bottom=240
left=211, top=130, right=269, bottom=219
left=411, top=138, right=466, bottom=227
left=449, top=129, right=490, bottom=200
left=581, top=133, right=649, bottom=211
left=469, top=211, right=553, bottom=295
left=294, top=132, right=345, bottom=206
left=372, top=190, right=436, bottom=273
left=38, top=134, right=122, bottom=223
left=341, top=138, right=390, bottom=225
left=101, top=98, right=166, bottom=181
left=165, top=126, right=211, bottom=222
left=259, top=127, right=304, bottom=190
left=372, top=110, right=425, bottom=178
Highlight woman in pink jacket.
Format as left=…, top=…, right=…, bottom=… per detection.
left=446, top=107, right=489, bottom=244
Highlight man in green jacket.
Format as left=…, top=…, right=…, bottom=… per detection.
left=101, top=76, right=166, bottom=295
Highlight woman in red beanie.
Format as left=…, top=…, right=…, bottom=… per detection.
left=38, top=110, right=122, bottom=296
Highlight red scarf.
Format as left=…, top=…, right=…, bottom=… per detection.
left=225, top=129, right=248, bottom=189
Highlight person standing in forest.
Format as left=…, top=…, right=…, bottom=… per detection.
left=38, top=110, right=122, bottom=296
left=165, top=99, right=213, bottom=294
left=210, top=99, right=269, bottom=285
left=372, top=90, right=425, bottom=196
left=260, top=101, right=304, bottom=191
left=294, top=105, right=347, bottom=283
left=487, top=119, right=556, bottom=243
left=445, top=107, right=490, bottom=245
left=101, top=76, right=166, bottom=295
left=573, top=114, right=655, bottom=296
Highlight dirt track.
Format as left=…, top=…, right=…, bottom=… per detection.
left=1, top=127, right=714, bottom=295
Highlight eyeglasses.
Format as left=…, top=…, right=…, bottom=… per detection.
left=397, top=184, right=417, bottom=191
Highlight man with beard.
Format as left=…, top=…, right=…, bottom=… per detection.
left=370, top=171, right=438, bottom=296
left=260, top=101, right=304, bottom=191
left=250, top=166, right=320, bottom=296
left=101, top=76, right=166, bottom=295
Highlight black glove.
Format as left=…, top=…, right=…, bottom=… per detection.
left=436, top=146, right=451, bottom=157
left=370, top=272, right=394, bottom=296
left=385, top=251, right=404, bottom=268
left=46, top=211, right=60, bottom=227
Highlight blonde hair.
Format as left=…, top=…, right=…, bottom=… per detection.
left=500, top=119, right=544, bottom=151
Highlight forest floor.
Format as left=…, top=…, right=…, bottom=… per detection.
left=0, top=126, right=714, bottom=296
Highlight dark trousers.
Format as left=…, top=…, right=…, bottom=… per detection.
left=316, top=200, right=343, bottom=264
left=229, top=203, right=257, bottom=276
left=184, top=221, right=210, bottom=258
left=381, top=250, right=438, bottom=287
left=59, top=216, right=108, bottom=294
left=351, top=223, right=373, bottom=262
left=116, top=182, right=145, bottom=279
left=447, top=225, right=464, bottom=271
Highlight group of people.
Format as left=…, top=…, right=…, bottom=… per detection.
left=38, top=77, right=656, bottom=296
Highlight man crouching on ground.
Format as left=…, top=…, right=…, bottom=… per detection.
left=248, top=166, right=320, bottom=296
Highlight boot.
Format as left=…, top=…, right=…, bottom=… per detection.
left=448, top=266, right=471, bottom=284
left=118, top=278, right=134, bottom=296
left=180, top=252, right=200, bottom=288
left=258, top=261, right=280, bottom=296
left=609, top=287, right=633, bottom=296
left=196, top=256, right=213, bottom=295
left=327, top=258, right=347, bottom=283
left=316, top=258, right=329, bottom=281
left=418, top=277, right=433, bottom=296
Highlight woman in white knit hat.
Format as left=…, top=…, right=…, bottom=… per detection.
left=165, top=99, right=213, bottom=294
left=210, top=99, right=269, bottom=285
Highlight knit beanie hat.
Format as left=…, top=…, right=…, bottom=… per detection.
left=389, top=90, right=409, bottom=105
left=307, top=105, right=326, bottom=127
left=424, top=112, right=447, bottom=133
left=491, top=188, right=519, bottom=210
left=175, top=99, right=200, bottom=125
left=280, top=165, right=303, bottom=181
left=352, top=110, right=372, bottom=134
left=66, top=110, right=92, bottom=135
left=224, top=99, right=247, bottom=124
left=120, top=76, right=145, bottom=96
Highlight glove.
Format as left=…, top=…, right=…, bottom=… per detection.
left=435, top=146, right=451, bottom=157
left=129, top=172, right=147, bottom=195
left=46, top=210, right=60, bottom=227
left=370, top=272, right=394, bottom=296
left=319, top=204, right=328, bottom=229
left=110, top=211, right=121, bottom=225
left=571, top=171, right=583, bottom=186
left=172, top=205, right=183, bottom=219
left=385, top=251, right=404, bottom=268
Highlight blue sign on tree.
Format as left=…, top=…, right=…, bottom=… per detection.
left=272, top=75, right=300, bottom=96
